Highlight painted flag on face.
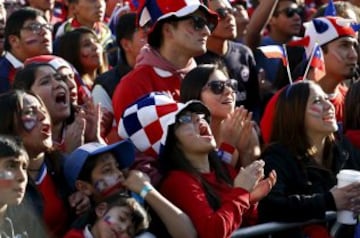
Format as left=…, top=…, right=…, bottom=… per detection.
left=257, top=45, right=288, bottom=66
left=310, top=44, right=326, bottom=81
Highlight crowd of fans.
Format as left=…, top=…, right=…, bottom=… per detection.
left=1, top=0, right=360, bottom=237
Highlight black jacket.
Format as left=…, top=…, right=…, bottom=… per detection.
left=259, top=138, right=360, bottom=224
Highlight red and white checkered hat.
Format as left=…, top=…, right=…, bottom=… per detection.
left=137, top=0, right=218, bottom=28
left=118, top=92, right=210, bottom=158
left=303, top=16, right=356, bottom=57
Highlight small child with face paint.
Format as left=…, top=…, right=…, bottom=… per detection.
left=64, top=141, right=197, bottom=238
left=0, top=135, right=47, bottom=238
left=64, top=194, right=150, bottom=238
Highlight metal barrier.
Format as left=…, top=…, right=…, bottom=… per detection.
left=231, top=211, right=337, bottom=238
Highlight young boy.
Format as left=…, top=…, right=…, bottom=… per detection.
left=64, top=194, right=150, bottom=238
left=64, top=141, right=197, bottom=237
left=0, top=135, right=46, bottom=237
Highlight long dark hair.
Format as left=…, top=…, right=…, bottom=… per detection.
left=13, top=62, right=76, bottom=125
left=344, top=80, right=360, bottom=132
left=159, top=121, right=232, bottom=211
left=270, top=81, right=335, bottom=168
left=0, top=90, right=65, bottom=178
left=56, top=27, right=108, bottom=76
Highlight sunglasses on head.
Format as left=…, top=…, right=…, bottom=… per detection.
left=177, top=112, right=207, bottom=125
left=204, top=79, right=238, bottom=95
left=276, top=7, right=303, bottom=18
left=216, top=7, right=237, bottom=19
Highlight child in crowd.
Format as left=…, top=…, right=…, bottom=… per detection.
left=0, top=135, right=47, bottom=237
left=64, top=141, right=196, bottom=238
left=64, top=194, right=150, bottom=238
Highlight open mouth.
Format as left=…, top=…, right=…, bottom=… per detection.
left=100, top=181, right=126, bottom=197
left=55, top=92, right=67, bottom=104
left=41, top=124, right=52, bottom=136
left=199, top=124, right=211, bottom=137
left=323, top=113, right=335, bottom=122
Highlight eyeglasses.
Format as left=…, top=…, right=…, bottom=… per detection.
left=177, top=112, right=206, bottom=125
left=275, top=7, right=303, bottom=18
left=203, top=79, right=238, bottom=95
left=21, top=23, right=53, bottom=34
left=179, top=15, right=216, bottom=32
left=216, top=7, right=237, bottom=19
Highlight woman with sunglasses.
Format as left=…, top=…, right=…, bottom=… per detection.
left=259, top=81, right=360, bottom=238
left=181, top=63, right=261, bottom=169
left=152, top=94, right=276, bottom=238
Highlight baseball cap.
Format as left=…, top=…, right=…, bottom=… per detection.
left=137, top=0, right=218, bottom=31
left=64, top=140, right=135, bottom=190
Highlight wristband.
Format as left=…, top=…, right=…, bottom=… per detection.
left=139, top=184, right=153, bottom=199
left=218, top=143, right=236, bottom=164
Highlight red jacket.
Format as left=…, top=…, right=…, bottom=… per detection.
left=160, top=164, right=257, bottom=238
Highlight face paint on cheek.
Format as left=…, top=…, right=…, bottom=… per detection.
left=22, top=117, right=37, bottom=131
left=0, top=170, right=15, bottom=187
left=184, top=28, right=196, bottom=38
left=330, top=49, right=346, bottom=63
left=309, top=105, right=323, bottom=119
left=94, top=174, right=125, bottom=197
left=24, top=36, right=39, bottom=45
left=103, top=215, right=122, bottom=237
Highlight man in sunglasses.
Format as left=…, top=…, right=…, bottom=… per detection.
left=112, top=0, right=218, bottom=124
left=254, top=0, right=303, bottom=84
left=196, top=0, right=261, bottom=121
left=0, top=7, right=52, bottom=94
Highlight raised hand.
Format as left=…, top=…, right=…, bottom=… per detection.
left=249, top=170, right=277, bottom=203
left=234, top=160, right=265, bottom=192
left=123, top=170, right=151, bottom=194
left=219, top=106, right=247, bottom=147
left=81, top=96, right=102, bottom=142
left=63, top=111, right=85, bottom=153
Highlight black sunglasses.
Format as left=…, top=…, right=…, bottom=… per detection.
left=216, top=7, right=237, bottom=19
left=276, top=7, right=303, bottom=18
left=204, top=79, right=238, bottom=95
left=186, top=15, right=216, bottom=32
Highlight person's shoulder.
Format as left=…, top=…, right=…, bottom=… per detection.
left=229, top=40, right=252, bottom=52
left=122, top=65, right=156, bottom=82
